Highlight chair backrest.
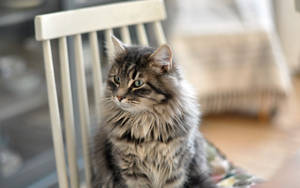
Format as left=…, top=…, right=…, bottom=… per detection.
left=34, top=0, right=167, bottom=187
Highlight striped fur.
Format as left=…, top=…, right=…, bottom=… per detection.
left=92, top=42, right=216, bottom=188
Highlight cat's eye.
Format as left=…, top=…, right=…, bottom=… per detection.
left=114, top=76, right=120, bottom=84
left=134, top=80, right=144, bottom=87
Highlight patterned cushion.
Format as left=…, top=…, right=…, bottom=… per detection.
left=205, top=140, right=263, bottom=187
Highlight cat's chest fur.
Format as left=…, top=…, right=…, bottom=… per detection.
left=106, top=103, right=196, bottom=187
left=112, top=137, right=189, bottom=188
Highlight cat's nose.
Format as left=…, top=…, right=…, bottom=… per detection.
left=116, top=96, right=125, bottom=102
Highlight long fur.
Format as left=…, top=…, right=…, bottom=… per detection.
left=92, top=45, right=216, bottom=188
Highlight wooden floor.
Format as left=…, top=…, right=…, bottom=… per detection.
left=200, top=76, right=300, bottom=179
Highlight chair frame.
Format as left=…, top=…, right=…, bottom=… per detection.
left=34, top=0, right=167, bottom=187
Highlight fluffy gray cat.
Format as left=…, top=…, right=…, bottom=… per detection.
left=92, top=36, right=216, bottom=188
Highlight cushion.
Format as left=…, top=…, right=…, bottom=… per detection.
left=205, top=139, right=263, bottom=187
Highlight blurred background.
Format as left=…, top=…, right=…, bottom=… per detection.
left=0, top=0, right=300, bottom=187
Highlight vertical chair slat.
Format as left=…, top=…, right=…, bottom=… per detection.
left=89, top=32, right=103, bottom=123
left=105, top=29, right=114, bottom=60
left=74, top=34, right=92, bottom=188
left=153, top=21, right=166, bottom=45
left=136, top=23, right=149, bottom=46
left=120, top=26, right=131, bottom=44
left=59, top=37, right=79, bottom=188
left=42, top=40, right=69, bottom=188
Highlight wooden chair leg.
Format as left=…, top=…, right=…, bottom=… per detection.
left=258, top=107, right=270, bottom=122
left=258, top=97, right=271, bottom=122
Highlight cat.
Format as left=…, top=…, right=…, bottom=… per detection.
left=92, top=36, right=216, bottom=188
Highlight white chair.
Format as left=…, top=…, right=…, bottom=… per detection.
left=34, top=0, right=167, bottom=187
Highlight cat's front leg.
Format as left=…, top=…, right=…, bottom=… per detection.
left=183, top=161, right=217, bottom=187
left=162, top=170, right=186, bottom=188
left=184, top=172, right=217, bottom=188
left=184, top=138, right=217, bottom=188
left=98, top=176, right=127, bottom=188
left=92, top=128, right=127, bottom=188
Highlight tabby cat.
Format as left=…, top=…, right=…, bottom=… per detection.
left=92, top=36, right=216, bottom=188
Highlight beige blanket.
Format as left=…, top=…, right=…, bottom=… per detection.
left=172, top=31, right=291, bottom=115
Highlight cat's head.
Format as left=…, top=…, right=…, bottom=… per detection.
left=105, top=36, right=179, bottom=113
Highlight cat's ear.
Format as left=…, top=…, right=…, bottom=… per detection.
left=111, top=35, right=126, bottom=55
left=149, top=44, right=173, bottom=73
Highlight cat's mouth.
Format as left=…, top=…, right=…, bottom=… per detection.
left=117, top=101, right=131, bottom=108
left=112, top=96, right=145, bottom=113
left=113, top=97, right=133, bottom=109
